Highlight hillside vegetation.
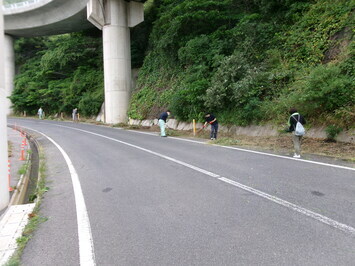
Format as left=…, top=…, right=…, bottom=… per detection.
left=11, top=31, right=104, bottom=117
left=10, top=0, right=354, bottom=128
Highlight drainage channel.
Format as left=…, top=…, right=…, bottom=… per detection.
left=24, top=138, right=39, bottom=204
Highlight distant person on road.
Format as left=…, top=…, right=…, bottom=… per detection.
left=286, top=108, right=306, bottom=158
left=72, top=108, right=78, bottom=122
left=37, top=107, right=44, bottom=120
left=203, top=113, right=218, bottom=140
left=158, top=110, right=171, bottom=137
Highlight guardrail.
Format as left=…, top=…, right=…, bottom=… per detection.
left=3, top=0, right=41, bottom=10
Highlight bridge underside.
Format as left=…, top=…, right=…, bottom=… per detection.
left=4, top=0, right=93, bottom=37
left=5, top=9, right=93, bottom=37
left=3, top=0, right=144, bottom=124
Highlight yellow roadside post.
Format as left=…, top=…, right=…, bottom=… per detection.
left=193, top=119, right=196, bottom=136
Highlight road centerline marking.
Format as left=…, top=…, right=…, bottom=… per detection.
left=218, top=177, right=355, bottom=235
left=42, top=123, right=355, bottom=236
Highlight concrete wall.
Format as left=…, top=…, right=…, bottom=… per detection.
left=4, top=34, right=14, bottom=115
left=0, top=0, right=10, bottom=210
left=128, top=118, right=355, bottom=143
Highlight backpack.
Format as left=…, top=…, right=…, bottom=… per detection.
left=292, top=114, right=305, bottom=136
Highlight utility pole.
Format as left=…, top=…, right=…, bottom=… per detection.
left=0, top=0, right=10, bottom=210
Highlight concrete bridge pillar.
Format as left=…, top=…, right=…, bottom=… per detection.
left=103, top=0, right=131, bottom=124
left=4, top=34, right=15, bottom=115
left=0, top=0, right=10, bottom=210
left=98, top=0, right=143, bottom=124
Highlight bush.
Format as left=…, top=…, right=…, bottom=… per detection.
left=325, top=125, right=343, bottom=141
left=11, top=31, right=104, bottom=117
left=290, top=64, right=354, bottom=117
left=170, top=79, right=208, bottom=121
left=78, top=90, right=103, bottom=117
left=128, top=87, right=158, bottom=120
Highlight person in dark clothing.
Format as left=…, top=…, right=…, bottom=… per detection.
left=286, top=108, right=306, bottom=158
left=158, top=110, right=171, bottom=137
left=203, top=113, right=218, bottom=140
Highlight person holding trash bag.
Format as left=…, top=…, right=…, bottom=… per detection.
left=286, top=108, right=306, bottom=158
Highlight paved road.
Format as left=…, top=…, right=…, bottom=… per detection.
left=8, top=118, right=355, bottom=265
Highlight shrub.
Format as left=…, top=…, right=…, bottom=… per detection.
left=128, top=87, right=158, bottom=120
left=325, top=125, right=343, bottom=141
left=291, top=64, right=354, bottom=117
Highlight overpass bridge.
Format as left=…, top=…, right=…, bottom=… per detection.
left=0, top=0, right=145, bottom=209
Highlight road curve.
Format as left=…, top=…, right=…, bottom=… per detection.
left=8, top=118, right=355, bottom=266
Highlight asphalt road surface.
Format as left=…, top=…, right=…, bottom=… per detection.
left=8, top=118, right=355, bottom=266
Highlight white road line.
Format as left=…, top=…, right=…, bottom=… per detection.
left=215, top=145, right=355, bottom=171
left=16, top=119, right=355, bottom=171
left=18, top=126, right=96, bottom=266
left=44, top=124, right=355, bottom=235
left=50, top=124, right=219, bottom=178
left=126, top=128, right=355, bottom=171
left=126, top=129, right=207, bottom=144
left=218, top=177, right=355, bottom=235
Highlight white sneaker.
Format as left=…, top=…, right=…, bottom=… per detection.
left=293, top=154, right=301, bottom=158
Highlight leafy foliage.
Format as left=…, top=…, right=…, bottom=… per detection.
left=128, top=0, right=354, bottom=127
left=11, top=31, right=104, bottom=116
left=11, top=0, right=354, bottom=128
left=325, top=125, right=343, bottom=141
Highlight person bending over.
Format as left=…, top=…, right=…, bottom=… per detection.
left=203, top=113, right=218, bottom=140
left=158, top=110, right=171, bottom=137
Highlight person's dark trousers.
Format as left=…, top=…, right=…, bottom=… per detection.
left=211, top=123, right=218, bottom=139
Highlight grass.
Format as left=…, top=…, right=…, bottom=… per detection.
left=119, top=124, right=355, bottom=162
left=4, top=214, right=48, bottom=266
left=10, top=115, right=355, bottom=162
left=209, top=137, right=240, bottom=146
left=166, top=128, right=185, bottom=137
left=5, top=146, right=48, bottom=266
left=112, top=123, right=142, bottom=130
left=17, top=163, right=28, bottom=175
left=8, top=141, right=13, bottom=157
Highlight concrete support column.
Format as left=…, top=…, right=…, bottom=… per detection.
left=4, top=34, right=15, bottom=115
left=0, top=0, right=10, bottom=210
left=103, top=0, right=131, bottom=124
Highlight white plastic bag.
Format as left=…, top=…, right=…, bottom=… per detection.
left=295, top=121, right=305, bottom=136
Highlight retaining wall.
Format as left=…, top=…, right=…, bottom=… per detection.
left=128, top=118, right=355, bottom=143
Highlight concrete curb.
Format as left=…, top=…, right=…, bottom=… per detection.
left=0, top=129, right=43, bottom=265
left=8, top=151, right=31, bottom=206
left=128, top=118, right=355, bottom=143
left=7, top=127, right=34, bottom=206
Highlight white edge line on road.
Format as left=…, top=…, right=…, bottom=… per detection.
left=125, top=129, right=207, bottom=144
left=125, top=128, right=355, bottom=171
left=18, top=126, right=96, bottom=266
left=15, top=119, right=355, bottom=171
left=46, top=124, right=355, bottom=236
